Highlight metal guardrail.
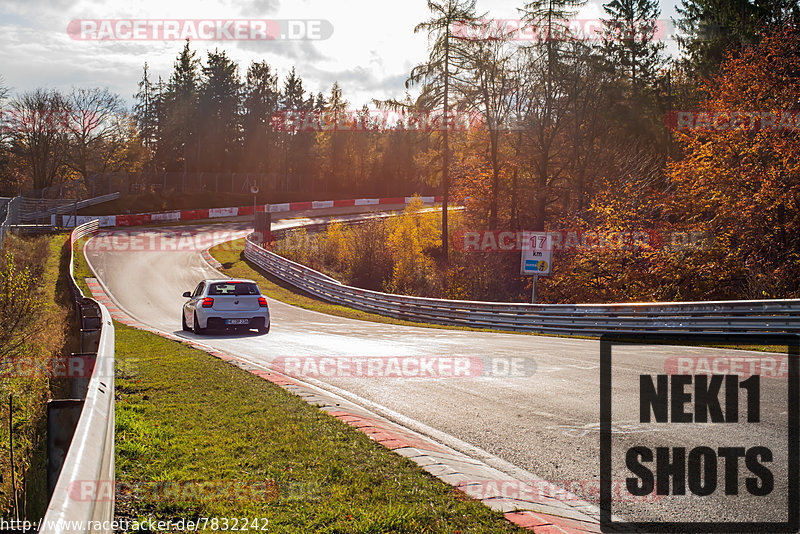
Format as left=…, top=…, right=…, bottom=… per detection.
left=41, top=220, right=115, bottom=534
left=268, top=206, right=447, bottom=238
left=0, top=196, right=21, bottom=250
left=0, top=198, right=9, bottom=247
left=26, top=212, right=797, bottom=533
left=244, top=233, right=800, bottom=335
left=20, top=192, right=121, bottom=223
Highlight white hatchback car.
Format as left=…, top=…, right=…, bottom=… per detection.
left=182, top=279, right=270, bottom=334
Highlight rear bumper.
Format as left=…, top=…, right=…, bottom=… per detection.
left=195, top=308, right=270, bottom=329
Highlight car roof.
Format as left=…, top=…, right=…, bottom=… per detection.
left=202, top=279, right=257, bottom=285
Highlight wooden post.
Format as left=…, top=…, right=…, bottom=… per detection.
left=10, top=394, right=18, bottom=519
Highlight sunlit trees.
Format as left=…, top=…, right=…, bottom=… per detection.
left=666, top=27, right=800, bottom=298
left=0, top=252, right=44, bottom=361
left=133, top=63, right=158, bottom=160
left=65, top=87, right=127, bottom=181
left=458, top=22, right=515, bottom=229
left=10, top=89, right=69, bottom=190
left=407, top=0, right=479, bottom=261
left=315, top=82, right=349, bottom=192
left=2, top=17, right=794, bottom=304
left=279, top=67, right=315, bottom=190
left=518, top=0, right=585, bottom=231
left=386, top=197, right=441, bottom=294
left=6, top=85, right=134, bottom=194
left=0, top=76, right=17, bottom=195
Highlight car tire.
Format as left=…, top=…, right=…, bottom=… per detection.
left=193, top=313, right=205, bottom=334
left=182, top=312, right=190, bottom=331
left=258, top=321, right=270, bottom=335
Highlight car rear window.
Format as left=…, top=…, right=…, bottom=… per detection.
left=208, top=282, right=261, bottom=296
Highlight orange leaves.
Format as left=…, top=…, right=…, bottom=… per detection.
left=663, top=26, right=800, bottom=298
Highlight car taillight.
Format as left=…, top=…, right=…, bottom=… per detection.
left=202, top=297, right=214, bottom=308
left=258, top=297, right=268, bottom=307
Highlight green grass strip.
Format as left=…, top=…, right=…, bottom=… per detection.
left=114, top=323, right=523, bottom=533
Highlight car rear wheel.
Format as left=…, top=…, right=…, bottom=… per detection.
left=193, top=313, right=206, bottom=334
left=182, top=312, right=190, bottom=331
left=258, top=321, right=270, bottom=335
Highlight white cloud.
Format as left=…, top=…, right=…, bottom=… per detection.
left=0, top=0, right=682, bottom=108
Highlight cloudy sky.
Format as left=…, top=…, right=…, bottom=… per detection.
left=0, top=0, right=682, bottom=110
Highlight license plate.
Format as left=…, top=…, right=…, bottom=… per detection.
left=226, top=319, right=249, bottom=325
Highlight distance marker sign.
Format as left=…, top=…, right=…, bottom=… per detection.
left=520, top=231, right=552, bottom=276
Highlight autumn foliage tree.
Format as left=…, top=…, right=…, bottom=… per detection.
left=543, top=26, right=800, bottom=303
left=666, top=26, right=800, bottom=298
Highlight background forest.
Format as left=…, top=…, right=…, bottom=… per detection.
left=1, top=0, right=799, bottom=302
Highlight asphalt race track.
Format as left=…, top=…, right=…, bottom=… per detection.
left=84, top=216, right=791, bottom=526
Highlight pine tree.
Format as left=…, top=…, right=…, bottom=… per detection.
left=602, top=0, right=666, bottom=91
left=519, top=0, right=586, bottom=231
left=242, top=61, right=279, bottom=173
left=163, top=39, right=200, bottom=171
left=198, top=49, right=242, bottom=171
left=133, top=63, right=157, bottom=155
left=319, top=82, right=349, bottom=190
left=281, top=67, right=306, bottom=111
left=408, top=0, right=479, bottom=262
left=279, top=68, right=314, bottom=189
left=675, top=0, right=798, bottom=77
left=314, top=92, right=326, bottom=111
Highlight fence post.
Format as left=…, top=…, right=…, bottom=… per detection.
left=46, top=399, right=84, bottom=499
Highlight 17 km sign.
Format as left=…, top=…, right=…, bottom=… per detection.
left=520, top=231, right=553, bottom=276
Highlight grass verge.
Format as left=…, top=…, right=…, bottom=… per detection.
left=72, top=235, right=93, bottom=296
left=113, top=322, right=523, bottom=533
left=66, top=228, right=522, bottom=531
left=0, top=233, right=76, bottom=519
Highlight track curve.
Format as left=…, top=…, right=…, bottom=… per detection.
left=84, top=215, right=790, bottom=525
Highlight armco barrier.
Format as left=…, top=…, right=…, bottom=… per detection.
left=0, top=196, right=21, bottom=249
left=41, top=220, right=115, bottom=534
left=21, top=192, right=121, bottom=223
left=244, top=233, right=800, bottom=335
left=67, top=195, right=442, bottom=228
